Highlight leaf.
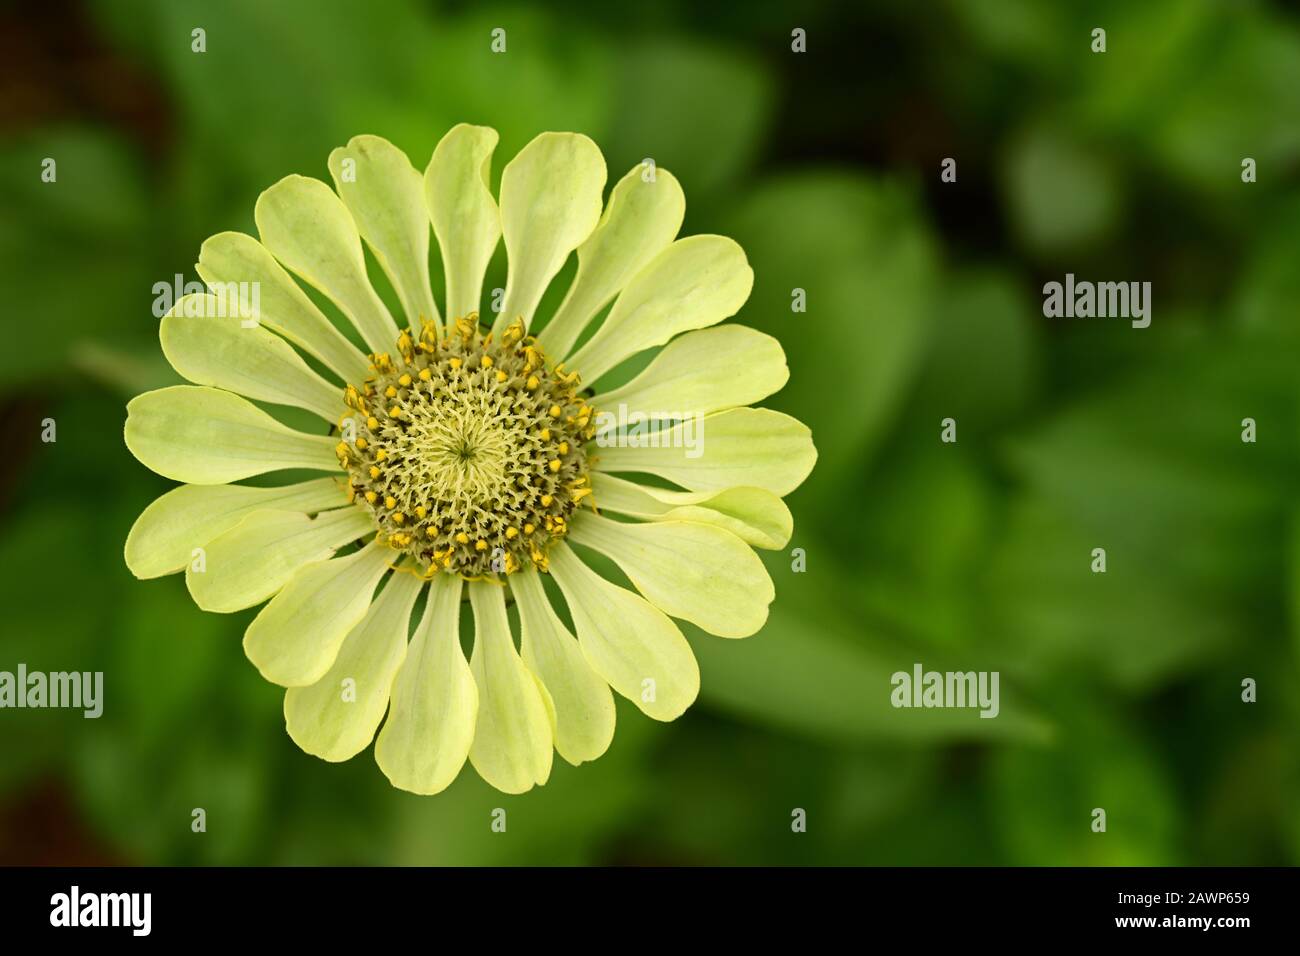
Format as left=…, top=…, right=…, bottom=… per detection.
left=687, top=546, right=1052, bottom=745
left=602, top=39, right=771, bottom=206
left=989, top=691, right=1181, bottom=865
left=728, top=173, right=939, bottom=487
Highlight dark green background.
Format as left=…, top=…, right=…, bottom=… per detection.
left=2, top=0, right=1298, bottom=865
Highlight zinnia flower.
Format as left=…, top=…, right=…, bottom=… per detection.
left=123, top=126, right=816, bottom=794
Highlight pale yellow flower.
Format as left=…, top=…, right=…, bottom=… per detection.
left=124, top=127, right=815, bottom=794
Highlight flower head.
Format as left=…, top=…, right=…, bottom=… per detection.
left=124, top=126, right=816, bottom=794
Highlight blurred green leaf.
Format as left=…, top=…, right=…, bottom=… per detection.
left=990, top=691, right=1181, bottom=865
left=729, top=173, right=939, bottom=490
left=603, top=39, right=771, bottom=208
left=689, top=547, right=1052, bottom=745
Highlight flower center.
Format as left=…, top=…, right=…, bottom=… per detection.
left=336, top=317, right=595, bottom=576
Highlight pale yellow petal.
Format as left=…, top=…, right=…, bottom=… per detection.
left=125, top=478, right=347, bottom=579
left=538, top=164, right=684, bottom=359
left=569, top=511, right=773, bottom=638
left=124, top=385, right=338, bottom=484
left=466, top=580, right=553, bottom=793
left=161, top=293, right=342, bottom=421
left=594, top=407, right=815, bottom=497
left=329, top=135, right=439, bottom=332
left=493, top=132, right=606, bottom=334
left=255, top=174, right=400, bottom=353
left=186, top=506, right=373, bottom=613
left=547, top=542, right=699, bottom=721
left=567, top=235, right=753, bottom=384
left=424, top=123, right=500, bottom=323
left=374, top=573, right=477, bottom=795
left=243, top=541, right=392, bottom=687
left=285, top=570, right=424, bottom=762
left=589, top=473, right=791, bottom=549
left=196, top=231, right=371, bottom=384
left=592, top=325, right=787, bottom=419
left=512, top=567, right=615, bottom=765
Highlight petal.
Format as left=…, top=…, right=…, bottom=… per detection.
left=243, top=540, right=392, bottom=687
left=186, top=506, right=373, bottom=612
left=512, top=566, right=615, bottom=766
left=124, top=385, right=339, bottom=484
left=567, top=235, right=754, bottom=385
left=592, top=324, right=787, bottom=419
left=594, top=407, right=816, bottom=497
left=197, top=231, right=370, bottom=385
left=537, top=164, right=684, bottom=360
left=569, top=511, right=773, bottom=638
left=374, top=573, right=476, bottom=795
left=328, top=135, right=439, bottom=332
left=424, top=123, right=501, bottom=323
left=492, top=132, right=607, bottom=334
left=255, top=175, right=400, bottom=354
left=547, top=541, right=699, bottom=721
left=285, top=569, right=424, bottom=762
left=466, top=581, right=553, bottom=794
left=590, top=472, right=792, bottom=549
left=161, top=293, right=343, bottom=421
left=124, top=477, right=347, bottom=579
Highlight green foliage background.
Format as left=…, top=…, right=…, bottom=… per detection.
left=1, top=0, right=1298, bottom=865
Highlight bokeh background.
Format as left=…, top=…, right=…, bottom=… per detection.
left=2, top=0, right=1299, bottom=865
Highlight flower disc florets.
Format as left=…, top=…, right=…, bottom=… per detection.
left=337, top=316, right=595, bottom=576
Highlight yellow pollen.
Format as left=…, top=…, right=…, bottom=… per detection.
left=385, top=386, right=397, bottom=398
left=481, top=355, right=493, bottom=368
left=548, top=459, right=561, bottom=473
left=558, top=441, right=569, bottom=454
left=367, top=416, right=379, bottom=430
left=496, top=370, right=508, bottom=383
left=524, top=523, right=535, bottom=535
left=505, top=527, right=519, bottom=539
left=456, top=532, right=470, bottom=545
left=541, top=494, right=553, bottom=507
left=419, top=368, right=432, bottom=381
left=549, top=405, right=562, bottom=418
left=449, top=357, right=462, bottom=370
left=375, top=449, right=388, bottom=461
left=369, top=466, right=381, bottom=479
left=415, top=505, right=427, bottom=519
left=355, top=437, right=368, bottom=450
left=385, top=496, right=397, bottom=509
left=526, top=375, right=539, bottom=389
left=398, top=373, right=412, bottom=387
left=475, top=539, right=487, bottom=551
left=388, top=406, right=401, bottom=418
left=364, top=491, right=377, bottom=503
